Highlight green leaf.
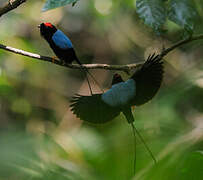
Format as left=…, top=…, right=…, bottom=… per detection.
left=168, top=0, right=198, bottom=34
left=42, top=0, right=79, bottom=12
left=136, top=0, right=166, bottom=32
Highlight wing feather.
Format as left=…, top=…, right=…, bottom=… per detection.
left=70, top=94, right=121, bottom=124
left=131, top=54, right=164, bottom=106
left=52, top=30, right=73, bottom=49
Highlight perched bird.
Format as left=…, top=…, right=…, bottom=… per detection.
left=70, top=54, right=164, bottom=173
left=38, top=22, right=102, bottom=94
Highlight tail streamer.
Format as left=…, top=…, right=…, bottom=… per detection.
left=131, top=123, right=137, bottom=175
left=76, top=58, right=104, bottom=94
left=86, top=70, right=104, bottom=93
left=85, top=72, right=93, bottom=95
left=131, top=123, right=157, bottom=164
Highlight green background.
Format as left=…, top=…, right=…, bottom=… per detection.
left=0, top=0, right=203, bottom=179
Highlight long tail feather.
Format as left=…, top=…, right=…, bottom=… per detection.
left=78, top=66, right=93, bottom=95
left=86, top=74, right=93, bottom=95
left=86, top=70, right=104, bottom=93
left=130, top=123, right=136, bottom=175
left=131, top=123, right=157, bottom=164
left=76, top=58, right=104, bottom=93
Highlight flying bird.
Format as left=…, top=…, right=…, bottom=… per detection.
left=70, top=53, right=164, bottom=173
left=38, top=22, right=102, bottom=95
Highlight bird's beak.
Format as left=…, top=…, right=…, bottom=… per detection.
left=37, top=25, right=40, bottom=28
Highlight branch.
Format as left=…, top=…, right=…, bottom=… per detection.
left=0, top=44, right=142, bottom=72
left=0, top=0, right=26, bottom=17
left=159, top=34, right=203, bottom=58
left=0, top=34, right=203, bottom=72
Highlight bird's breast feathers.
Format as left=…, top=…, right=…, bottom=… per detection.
left=101, top=79, right=136, bottom=107
left=52, top=30, right=73, bottom=49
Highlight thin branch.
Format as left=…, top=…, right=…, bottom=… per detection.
left=0, top=0, right=26, bottom=17
left=159, top=34, right=203, bottom=58
left=0, top=34, right=203, bottom=72
left=0, top=44, right=142, bottom=72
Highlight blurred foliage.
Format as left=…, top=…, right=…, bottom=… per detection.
left=168, top=0, right=198, bottom=35
left=136, top=0, right=167, bottom=32
left=0, top=0, right=203, bottom=179
left=136, top=0, right=198, bottom=34
left=42, top=0, right=80, bottom=12
left=42, top=0, right=199, bottom=34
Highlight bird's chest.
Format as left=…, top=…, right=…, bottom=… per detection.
left=49, top=41, right=76, bottom=63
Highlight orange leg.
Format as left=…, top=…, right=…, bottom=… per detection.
left=51, top=56, right=58, bottom=63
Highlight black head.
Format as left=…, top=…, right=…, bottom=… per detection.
left=111, top=73, right=124, bottom=85
left=38, top=22, right=57, bottom=40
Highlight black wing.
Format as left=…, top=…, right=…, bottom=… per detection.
left=131, top=54, right=164, bottom=106
left=70, top=94, right=121, bottom=124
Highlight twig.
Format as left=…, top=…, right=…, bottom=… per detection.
left=0, top=0, right=26, bottom=17
left=159, top=34, right=203, bottom=58
left=0, top=34, right=203, bottom=72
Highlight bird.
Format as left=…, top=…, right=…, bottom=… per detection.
left=70, top=53, right=164, bottom=173
left=38, top=22, right=103, bottom=95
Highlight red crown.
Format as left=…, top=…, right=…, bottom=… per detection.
left=44, top=22, right=53, bottom=28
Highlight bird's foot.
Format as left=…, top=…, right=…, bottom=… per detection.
left=51, top=56, right=58, bottom=63
left=132, top=106, right=136, bottom=110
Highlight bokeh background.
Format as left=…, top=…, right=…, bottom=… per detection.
left=1, top=0, right=203, bottom=179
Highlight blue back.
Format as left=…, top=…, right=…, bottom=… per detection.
left=52, top=30, right=73, bottom=49
left=101, top=79, right=136, bottom=107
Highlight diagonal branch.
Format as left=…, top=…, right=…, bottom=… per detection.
left=0, top=34, right=203, bottom=72
left=0, top=44, right=142, bottom=72
left=159, top=34, right=203, bottom=58
left=0, top=0, right=26, bottom=17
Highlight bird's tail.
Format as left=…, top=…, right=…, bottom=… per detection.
left=131, top=122, right=157, bottom=165
left=122, top=108, right=136, bottom=174
left=131, top=123, right=137, bottom=175
left=75, top=58, right=104, bottom=94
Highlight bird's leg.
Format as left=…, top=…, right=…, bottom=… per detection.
left=51, top=56, right=58, bottom=63
left=132, top=106, right=136, bottom=111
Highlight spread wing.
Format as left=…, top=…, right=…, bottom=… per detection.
left=70, top=94, right=121, bottom=124
left=131, top=54, right=164, bottom=106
